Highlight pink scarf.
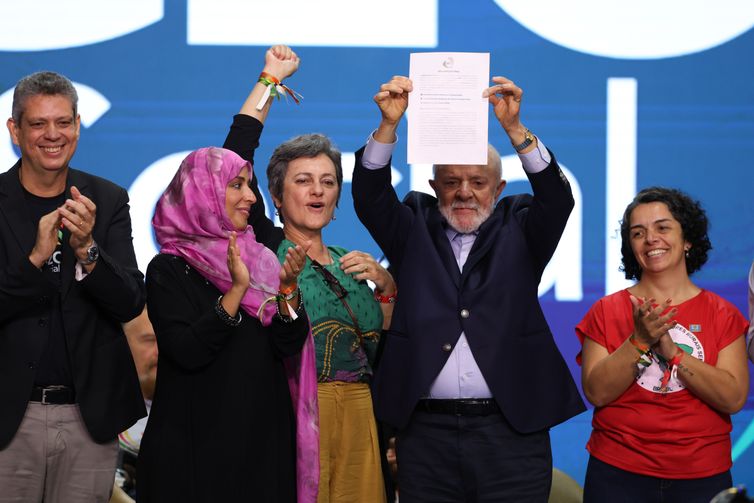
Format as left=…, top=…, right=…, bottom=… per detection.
left=152, top=147, right=319, bottom=502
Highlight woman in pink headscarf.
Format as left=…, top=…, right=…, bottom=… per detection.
left=138, top=145, right=316, bottom=503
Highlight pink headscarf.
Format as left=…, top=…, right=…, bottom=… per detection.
left=153, top=147, right=280, bottom=322
left=152, top=147, right=319, bottom=502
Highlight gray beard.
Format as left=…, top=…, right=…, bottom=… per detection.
left=438, top=201, right=494, bottom=234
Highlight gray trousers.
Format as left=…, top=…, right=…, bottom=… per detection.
left=0, top=402, right=118, bottom=503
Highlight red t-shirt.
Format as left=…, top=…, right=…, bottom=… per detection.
left=576, top=289, right=748, bottom=479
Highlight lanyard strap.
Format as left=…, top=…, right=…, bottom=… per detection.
left=310, top=258, right=364, bottom=348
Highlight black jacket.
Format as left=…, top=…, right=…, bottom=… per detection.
left=0, top=161, right=146, bottom=448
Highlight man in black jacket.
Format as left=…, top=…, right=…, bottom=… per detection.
left=0, top=71, right=145, bottom=502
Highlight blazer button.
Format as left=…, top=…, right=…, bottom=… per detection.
left=442, top=343, right=452, bottom=352
left=38, top=318, right=48, bottom=327
left=460, top=309, right=470, bottom=319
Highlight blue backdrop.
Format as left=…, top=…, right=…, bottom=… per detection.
left=2, top=0, right=753, bottom=490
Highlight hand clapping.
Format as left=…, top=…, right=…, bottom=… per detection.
left=629, top=296, right=678, bottom=350
left=59, top=186, right=97, bottom=263
left=279, top=241, right=310, bottom=291
left=227, top=231, right=250, bottom=293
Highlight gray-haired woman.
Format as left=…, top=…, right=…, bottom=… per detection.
left=223, top=46, right=395, bottom=503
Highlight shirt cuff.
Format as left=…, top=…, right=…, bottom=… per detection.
left=75, top=262, right=89, bottom=281
left=517, top=136, right=552, bottom=174
left=362, top=130, right=397, bottom=170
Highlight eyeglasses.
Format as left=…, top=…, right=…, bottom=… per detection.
left=310, top=259, right=348, bottom=300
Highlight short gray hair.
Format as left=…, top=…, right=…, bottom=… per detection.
left=433, top=143, right=503, bottom=180
left=12, top=71, right=78, bottom=123
left=266, top=133, right=343, bottom=206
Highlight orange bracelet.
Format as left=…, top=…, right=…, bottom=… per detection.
left=279, top=283, right=297, bottom=296
left=628, top=334, right=650, bottom=354
left=256, top=71, right=302, bottom=106
left=259, top=71, right=280, bottom=85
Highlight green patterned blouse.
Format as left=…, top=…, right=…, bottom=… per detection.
left=277, top=240, right=383, bottom=383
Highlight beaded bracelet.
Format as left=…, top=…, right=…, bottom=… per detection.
left=215, top=295, right=242, bottom=326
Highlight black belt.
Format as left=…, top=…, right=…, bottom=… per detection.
left=416, top=398, right=500, bottom=416
left=30, top=386, right=75, bottom=405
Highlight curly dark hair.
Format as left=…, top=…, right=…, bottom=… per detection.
left=619, top=187, right=711, bottom=281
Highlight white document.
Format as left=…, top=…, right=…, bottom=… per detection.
left=407, top=52, right=489, bottom=165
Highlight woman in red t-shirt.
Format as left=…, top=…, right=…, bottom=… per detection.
left=577, top=187, right=749, bottom=503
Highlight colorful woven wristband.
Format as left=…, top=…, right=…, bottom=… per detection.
left=259, top=71, right=280, bottom=85
left=629, top=334, right=650, bottom=354
left=255, top=71, right=303, bottom=111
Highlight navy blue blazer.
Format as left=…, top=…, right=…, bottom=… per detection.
left=0, top=161, right=146, bottom=448
left=352, top=147, right=585, bottom=433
